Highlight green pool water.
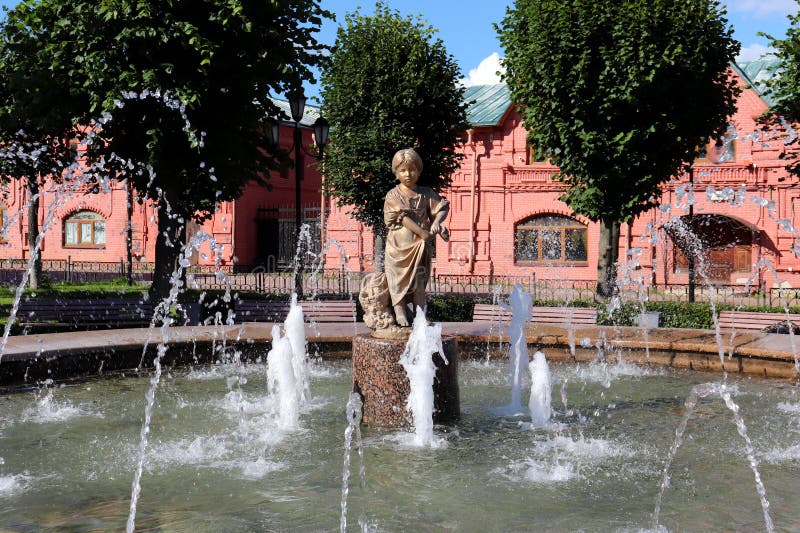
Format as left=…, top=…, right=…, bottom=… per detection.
left=0, top=357, right=798, bottom=532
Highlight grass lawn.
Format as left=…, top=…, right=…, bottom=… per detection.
left=0, top=279, right=149, bottom=307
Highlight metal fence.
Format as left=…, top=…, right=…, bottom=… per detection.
left=0, top=258, right=152, bottom=285
left=3, top=259, right=800, bottom=308
left=186, top=268, right=360, bottom=295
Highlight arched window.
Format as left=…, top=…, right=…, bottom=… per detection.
left=64, top=210, right=105, bottom=248
left=515, top=214, right=587, bottom=264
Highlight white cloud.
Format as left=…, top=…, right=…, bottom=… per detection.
left=461, top=52, right=505, bottom=87
left=724, top=0, right=798, bottom=18
left=737, top=43, right=778, bottom=62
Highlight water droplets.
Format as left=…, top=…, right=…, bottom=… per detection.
left=776, top=218, right=799, bottom=236
left=750, top=195, right=777, bottom=214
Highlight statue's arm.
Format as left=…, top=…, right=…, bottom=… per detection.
left=384, top=190, right=405, bottom=229
left=429, top=191, right=450, bottom=237
left=402, top=216, right=433, bottom=241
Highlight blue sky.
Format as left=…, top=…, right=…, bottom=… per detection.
left=1, top=0, right=797, bottom=100
left=315, top=0, right=798, bottom=99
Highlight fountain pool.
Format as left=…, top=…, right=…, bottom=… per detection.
left=1, top=358, right=798, bottom=531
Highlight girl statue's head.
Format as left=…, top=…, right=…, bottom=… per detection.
left=391, top=148, right=423, bottom=176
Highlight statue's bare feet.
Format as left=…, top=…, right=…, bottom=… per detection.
left=394, top=304, right=410, bottom=327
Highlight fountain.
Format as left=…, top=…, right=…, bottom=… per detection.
left=527, top=350, right=551, bottom=427
left=350, top=148, right=460, bottom=429
left=398, top=308, right=448, bottom=448
left=1, top=355, right=799, bottom=530
left=494, top=284, right=532, bottom=416
left=2, top=129, right=800, bottom=531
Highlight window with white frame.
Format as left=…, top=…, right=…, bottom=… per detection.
left=64, top=210, right=105, bottom=247
left=515, top=214, right=587, bottom=264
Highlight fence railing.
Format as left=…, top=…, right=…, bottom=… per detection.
left=3, top=260, right=800, bottom=308
left=0, top=258, right=152, bottom=285
left=186, top=268, right=360, bottom=295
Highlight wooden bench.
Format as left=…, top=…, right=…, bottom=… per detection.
left=473, top=304, right=597, bottom=326
left=299, top=300, right=357, bottom=323
left=234, top=299, right=356, bottom=324
left=718, top=310, right=800, bottom=333
left=15, top=298, right=155, bottom=331
left=234, top=300, right=290, bottom=323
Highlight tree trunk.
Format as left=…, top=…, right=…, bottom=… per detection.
left=373, top=221, right=387, bottom=273
left=148, top=197, right=186, bottom=304
left=26, top=178, right=42, bottom=290
left=596, top=217, right=621, bottom=298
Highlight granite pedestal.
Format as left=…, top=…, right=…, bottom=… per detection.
left=351, top=333, right=459, bottom=428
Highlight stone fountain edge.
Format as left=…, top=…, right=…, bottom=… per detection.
left=0, top=321, right=797, bottom=386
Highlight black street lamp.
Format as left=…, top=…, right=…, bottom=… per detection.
left=268, top=91, right=329, bottom=299
left=288, top=92, right=306, bottom=297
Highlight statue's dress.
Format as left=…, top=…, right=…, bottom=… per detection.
left=383, top=185, right=449, bottom=307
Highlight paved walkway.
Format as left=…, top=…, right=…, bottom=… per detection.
left=1, top=322, right=798, bottom=386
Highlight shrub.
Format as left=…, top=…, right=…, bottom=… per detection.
left=427, top=294, right=474, bottom=322
left=646, top=301, right=714, bottom=329
left=595, top=300, right=715, bottom=329
left=596, top=301, right=639, bottom=326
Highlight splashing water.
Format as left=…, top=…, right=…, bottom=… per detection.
left=267, top=324, right=301, bottom=430
left=652, top=382, right=774, bottom=533
left=340, top=392, right=366, bottom=533
left=264, top=294, right=311, bottom=431
left=284, top=294, right=310, bottom=404
left=617, top=247, right=652, bottom=359
left=21, top=380, right=91, bottom=423
left=486, top=283, right=505, bottom=363
left=744, top=258, right=800, bottom=371
left=399, top=307, right=448, bottom=448
left=292, top=223, right=314, bottom=296
left=663, top=217, right=726, bottom=369
left=127, top=230, right=212, bottom=533
left=528, top=351, right=552, bottom=427
left=495, top=284, right=532, bottom=415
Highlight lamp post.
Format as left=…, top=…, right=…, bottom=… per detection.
left=285, top=91, right=329, bottom=299
left=288, top=92, right=306, bottom=297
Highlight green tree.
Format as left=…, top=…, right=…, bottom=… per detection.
left=0, top=0, right=330, bottom=301
left=0, top=1, right=88, bottom=289
left=319, top=3, right=468, bottom=267
left=498, top=0, right=740, bottom=296
left=762, top=3, right=800, bottom=177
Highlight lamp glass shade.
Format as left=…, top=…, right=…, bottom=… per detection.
left=265, top=118, right=280, bottom=146
left=289, top=93, right=306, bottom=123
left=313, top=117, right=330, bottom=149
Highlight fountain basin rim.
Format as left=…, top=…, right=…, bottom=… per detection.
left=1, top=322, right=797, bottom=386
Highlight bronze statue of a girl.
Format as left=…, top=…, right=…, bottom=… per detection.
left=359, top=148, right=449, bottom=336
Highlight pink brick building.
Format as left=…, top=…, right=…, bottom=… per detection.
left=2, top=63, right=799, bottom=290
left=326, top=61, right=800, bottom=289
left=0, top=98, right=325, bottom=273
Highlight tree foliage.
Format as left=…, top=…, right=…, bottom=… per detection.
left=320, top=3, right=468, bottom=239
left=0, top=0, right=330, bottom=300
left=497, top=0, right=740, bottom=295
left=762, top=3, right=800, bottom=176
left=0, top=1, right=89, bottom=288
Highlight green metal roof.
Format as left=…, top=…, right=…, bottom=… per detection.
left=732, top=59, right=781, bottom=108
left=463, top=84, right=512, bottom=127
left=462, top=61, right=781, bottom=127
